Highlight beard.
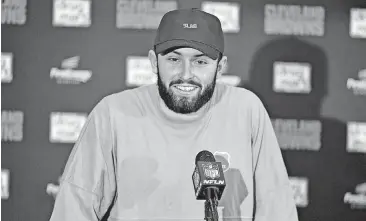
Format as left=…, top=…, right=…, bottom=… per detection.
left=157, top=69, right=217, bottom=114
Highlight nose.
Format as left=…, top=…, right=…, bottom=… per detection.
left=179, top=60, right=194, bottom=80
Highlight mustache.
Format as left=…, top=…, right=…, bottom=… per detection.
left=169, top=79, right=201, bottom=88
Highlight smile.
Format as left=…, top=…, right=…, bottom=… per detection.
left=172, top=84, right=200, bottom=95
left=175, top=85, right=196, bottom=91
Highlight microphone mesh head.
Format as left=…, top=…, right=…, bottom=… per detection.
left=195, top=150, right=216, bottom=164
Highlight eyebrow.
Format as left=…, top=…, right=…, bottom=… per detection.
left=171, top=51, right=207, bottom=58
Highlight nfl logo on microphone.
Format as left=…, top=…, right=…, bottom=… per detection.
left=203, top=164, right=220, bottom=179
left=193, top=161, right=226, bottom=200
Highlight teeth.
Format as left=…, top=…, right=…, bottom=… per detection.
left=176, top=85, right=196, bottom=92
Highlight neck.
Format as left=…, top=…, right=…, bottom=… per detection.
left=150, top=84, right=215, bottom=126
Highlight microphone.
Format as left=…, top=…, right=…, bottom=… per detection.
left=192, top=150, right=226, bottom=221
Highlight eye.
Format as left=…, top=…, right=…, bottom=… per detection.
left=195, top=59, right=208, bottom=65
left=167, top=57, right=179, bottom=62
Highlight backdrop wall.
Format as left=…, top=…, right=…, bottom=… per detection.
left=2, top=0, right=366, bottom=221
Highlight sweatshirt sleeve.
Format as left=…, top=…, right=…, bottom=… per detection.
left=251, top=97, right=299, bottom=221
left=49, top=98, right=116, bottom=221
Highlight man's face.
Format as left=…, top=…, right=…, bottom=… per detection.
left=153, top=48, right=223, bottom=114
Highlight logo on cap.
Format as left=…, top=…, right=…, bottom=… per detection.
left=183, top=23, right=197, bottom=29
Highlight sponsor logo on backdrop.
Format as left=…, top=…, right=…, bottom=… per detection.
left=350, top=8, right=366, bottom=39
left=273, top=62, right=312, bottom=93
left=1, top=110, right=24, bottom=142
left=1, top=53, right=13, bottom=83
left=344, top=182, right=366, bottom=209
left=347, top=69, right=366, bottom=96
left=1, top=0, right=27, bottom=25
left=50, top=56, right=92, bottom=84
left=50, top=112, right=87, bottom=143
left=271, top=118, right=322, bottom=151
left=53, top=0, right=91, bottom=27
left=264, top=4, right=325, bottom=36
left=1, top=169, right=10, bottom=200
left=217, top=75, right=241, bottom=86
left=126, top=56, right=157, bottom=86
left=289, top=177, right=309, bottom=207
left=201, top=1, right=240, bottom=33
left=347, top=122, right=366, bottom=153
left=116, top=0, right=177, bottom=29
left=216, top=63, right=241, bottom=86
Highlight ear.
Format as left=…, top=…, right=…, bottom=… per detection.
left=216, top=56, right=228, bottom=79
left=148, top=50, right=158, bottom=74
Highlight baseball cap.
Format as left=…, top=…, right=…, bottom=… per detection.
left=154, top=8, right=224, bottom=60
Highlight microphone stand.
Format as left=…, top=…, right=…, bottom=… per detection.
left=204, top=187, right=219, bottom=221
left=204, top=199, right=219, bottom=221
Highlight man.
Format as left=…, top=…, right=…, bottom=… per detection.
left=49, top=8, right=298, bottom=221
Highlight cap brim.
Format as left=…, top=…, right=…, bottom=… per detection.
left=155, top=39, right=220, bottom=60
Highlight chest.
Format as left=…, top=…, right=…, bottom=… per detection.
left=109, top=116, right=254, bottom=220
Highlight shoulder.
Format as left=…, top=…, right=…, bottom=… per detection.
left=218, top=83, right=265, bottom=111
left=95, top=84, right=154, bottom=116
left=104, top=85, right=150, bottom=102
